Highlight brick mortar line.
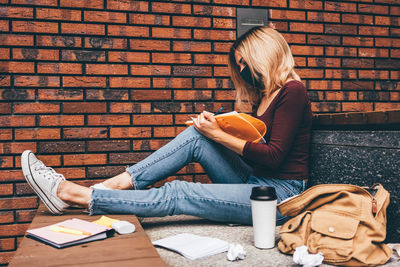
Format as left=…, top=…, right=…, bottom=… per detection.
left=1, top=4, right=399, bottom=17
left=6, top=20, right=399, bottom=28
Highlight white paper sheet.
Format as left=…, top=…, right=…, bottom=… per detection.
left=153, top=233, right=229, bottom=260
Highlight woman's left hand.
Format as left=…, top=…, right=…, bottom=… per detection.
left=191, top=111, right=223, bottom=140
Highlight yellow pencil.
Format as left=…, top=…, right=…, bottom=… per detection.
left=50, top=225, right=92, bottom=236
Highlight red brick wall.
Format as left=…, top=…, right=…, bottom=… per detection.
left=0, top=0, right=399, bottom=264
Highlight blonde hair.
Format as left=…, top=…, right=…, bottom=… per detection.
left=228, top=26, right=300, bottom=107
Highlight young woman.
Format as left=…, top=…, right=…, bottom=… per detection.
left=21, top=26, right=312, bottom=225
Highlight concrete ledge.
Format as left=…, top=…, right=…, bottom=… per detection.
left=313, top=110, right=400, bottom=128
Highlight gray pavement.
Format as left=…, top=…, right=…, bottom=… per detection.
left=141, top=215, right=399, bottom=267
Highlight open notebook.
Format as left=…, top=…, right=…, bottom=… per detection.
left=153, top=233, right=229, bottom=260
left=26, top=218, right=114, bottom=249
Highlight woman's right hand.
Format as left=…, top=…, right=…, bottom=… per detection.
left=191, top=111, right=246, bottom=155
left=191, top=111, right=223, bottom=140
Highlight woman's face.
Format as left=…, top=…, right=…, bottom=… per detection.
left=234, top=50, right=246, bottom=72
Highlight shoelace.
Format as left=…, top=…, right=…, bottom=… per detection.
left=34, top=161, right=65, bottom=181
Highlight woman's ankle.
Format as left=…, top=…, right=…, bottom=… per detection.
left=57, top=180, right=70, bottom=203
left=102, top=171, right=134, bottom=190
left=57, top=180, right=92, bottom=207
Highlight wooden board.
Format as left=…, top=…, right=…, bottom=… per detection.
left=9, top=204, right=165, bottom=267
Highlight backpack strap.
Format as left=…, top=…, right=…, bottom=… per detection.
left=370, top=184, right=390, bottom=216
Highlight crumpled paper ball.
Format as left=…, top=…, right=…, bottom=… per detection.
left=293, top=246, right=324, bottom=267
left=227, top=243, right=246, bottom=261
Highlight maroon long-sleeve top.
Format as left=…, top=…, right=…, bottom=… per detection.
left=242, top=80, right=312, bottom=180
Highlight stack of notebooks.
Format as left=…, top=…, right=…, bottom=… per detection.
left=26, top=218, right=114, bottom=248
left=153, top=233, right=229, bottom=260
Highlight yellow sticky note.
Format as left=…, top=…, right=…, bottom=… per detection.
left=92, top=216, right=120, bottom=228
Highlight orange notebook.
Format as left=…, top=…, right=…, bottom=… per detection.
left=185, top=111, right=267, bottom=143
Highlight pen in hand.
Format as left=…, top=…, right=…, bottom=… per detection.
left=186, top=107, right=223, bottom=126
left=214, top=107, right=223, bottom=116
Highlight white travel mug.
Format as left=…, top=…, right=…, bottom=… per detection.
left=250, top=186, right=277, bottom=249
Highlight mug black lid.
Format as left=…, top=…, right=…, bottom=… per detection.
left=250, top=186, right=277, bottom=201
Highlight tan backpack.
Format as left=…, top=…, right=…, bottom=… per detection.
left=277, top=184, right=392, bottom=266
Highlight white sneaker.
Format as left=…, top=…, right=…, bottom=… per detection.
left=21, top=150, right=69, bottom=215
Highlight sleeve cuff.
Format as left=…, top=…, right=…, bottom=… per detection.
left=242, top=141, right=252, bottom=158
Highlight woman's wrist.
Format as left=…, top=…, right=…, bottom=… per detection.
left=212, top=130, right=246, bottom=155
left=210, top=128, right=227, bottom=142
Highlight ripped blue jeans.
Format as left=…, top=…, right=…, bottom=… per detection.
left=90, top=126, right=307, bottom=225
